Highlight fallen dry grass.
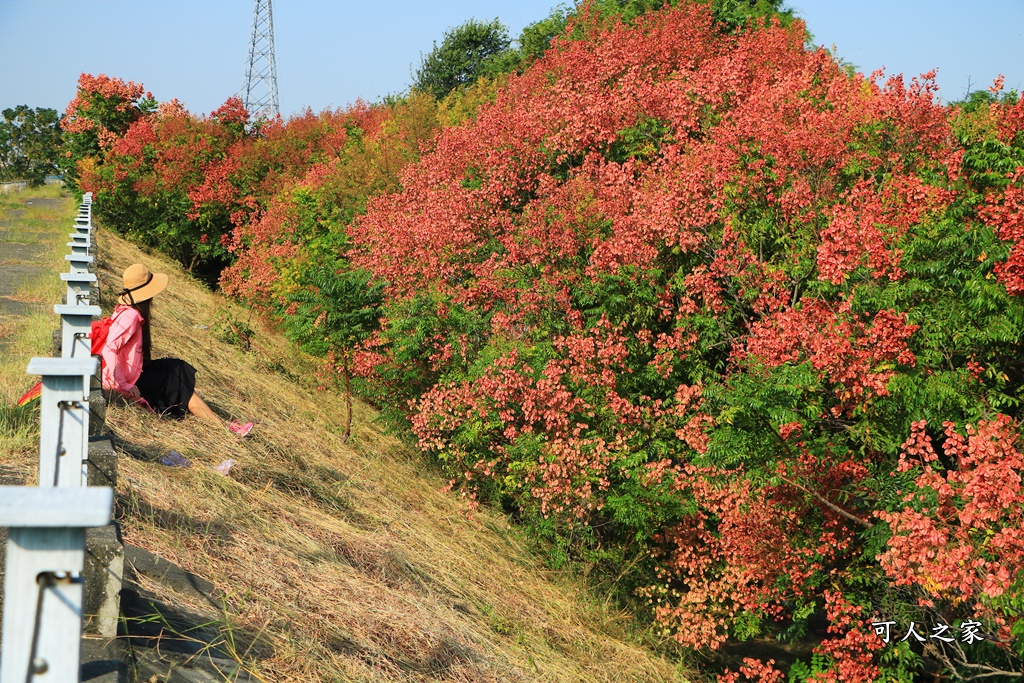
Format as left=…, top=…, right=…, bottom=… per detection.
left=90, top=227, right=691, bottom=682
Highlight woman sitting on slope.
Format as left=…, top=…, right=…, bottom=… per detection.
left=101, top=263, right=252, bottom=436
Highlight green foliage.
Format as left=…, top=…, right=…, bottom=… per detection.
left=517, top=5, right=572, bottom=63
left=707, top=0, right=793, bottom=31
left=413, top=18, right=514, bottom=100
left=950, top=87, right=1020, bottom=114
left=607, top=117, right=675, bottom=164
left=0, top=106, right=62, bottom=184
left=213, top=310, right=255, bottom=351
left=281, top=257, right=384, bottom=362
left=369, top=288, right=490, bottom=417
left=280, top=249, right=385, bottom=441
left=576, top=0, right=793, bottom=35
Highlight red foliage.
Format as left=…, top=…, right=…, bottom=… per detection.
left=220, top=95, right=440, bottom=303
left=718, top=658, right=785, bottom=683
left=211, top=96, right=250, bottom=127
left=349, top=7, right=963, bottom=676
left=642, top=443, right=872, bottom=652
left=878, top=417, right=1024, bottom=637
left=807, top=591, right=884, bottom=683
left=981, top=167, right=1024, bottom=295
left=352, top=5, right=956, bottom=318
left=62, top=72, right=155, bottom=178
left=991, top=76, right=1024, bottom=143
left=742, top=300, right=918, bottom=415
left=63, top=72, right=149, bottom=140
left=818, top=175, right=951, bottom=284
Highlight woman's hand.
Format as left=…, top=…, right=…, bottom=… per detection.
left=125, top=386, right=141, bottom=400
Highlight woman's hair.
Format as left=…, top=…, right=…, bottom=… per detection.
left=134, top=298, right=153, bottom=362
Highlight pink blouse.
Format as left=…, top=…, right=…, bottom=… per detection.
left=100, top=304, right=145, bottom=393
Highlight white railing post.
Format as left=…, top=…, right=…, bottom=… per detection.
left=66, top=202, right=93, bottom=304
left=66, top=240, right=90, bottom=256
left=55, top=305, right=100, bottom=361
left=27, top=357, right=98, bottom=488
left=64, top=253, right=93, bottom=276
left=60, top=272, right=96, bottom=307
left=0, top=487, right=114, bottom=683
left=71, top=227, right=90, bottom=247
left=73, top=193, right=90, bottom=231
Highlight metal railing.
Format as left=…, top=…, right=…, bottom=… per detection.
left=0, top=193, right=115, bottom=682
left=0, top=180, right=28, bottom=194
left=0, top=177, right=61, bottom=194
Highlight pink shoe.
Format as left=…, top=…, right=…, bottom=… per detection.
left=229, top=421, right=253, bottom=437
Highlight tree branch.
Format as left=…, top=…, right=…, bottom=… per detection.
left=758, top=413, right=873, bottom=529
left=774, top=472, right=873, bottom=529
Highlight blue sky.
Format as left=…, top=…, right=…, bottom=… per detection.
left=1, top=1, right=1021, bottom=117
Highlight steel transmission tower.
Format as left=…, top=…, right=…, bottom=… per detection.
left=243, top=0, right=280, bottom=119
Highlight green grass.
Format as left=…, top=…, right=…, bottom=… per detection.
left=0, top=185, right=76, bottom=478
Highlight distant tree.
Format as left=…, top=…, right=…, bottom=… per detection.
left=60, top=73, right=156, bottom=186
left=709, top=0, right=792, bottom=30
left=0, top=106, right=62, bottom=185
left=952, top=87, right=1020, bottom=113
left=413, top=18, right=513, bottom=100
left=518, top=5, right=572, bottom=63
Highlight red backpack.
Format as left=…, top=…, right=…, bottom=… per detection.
left=91, top=315, right=116, bottom=364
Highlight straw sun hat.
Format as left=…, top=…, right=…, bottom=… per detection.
left=119, top=263, right=168, bottom=305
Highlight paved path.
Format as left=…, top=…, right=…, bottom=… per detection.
left=0, top=196, right=64, bottom=351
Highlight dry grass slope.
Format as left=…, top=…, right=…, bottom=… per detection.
left=89, top=225, right=690, bottom=682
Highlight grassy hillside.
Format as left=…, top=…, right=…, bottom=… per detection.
left=84, top=224, right=690, bottom=682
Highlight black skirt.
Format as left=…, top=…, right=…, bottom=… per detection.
left=135, top=358, right=197, bottom=419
